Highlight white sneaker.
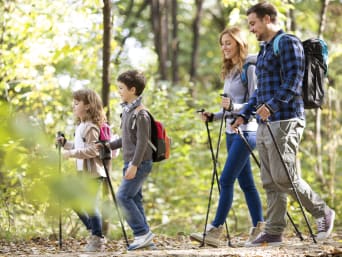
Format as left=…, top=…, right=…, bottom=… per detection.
left=128, top=231, right=154, bottom=250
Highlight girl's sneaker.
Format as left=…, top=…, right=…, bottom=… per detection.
left=84, top=235, right=105, bottom=252
left=128, top=231, right=154, bottom=251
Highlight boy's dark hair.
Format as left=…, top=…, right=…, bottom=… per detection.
left=247, top=2, right=277, bottom=23
left=117, top=70, right=146, bottom=96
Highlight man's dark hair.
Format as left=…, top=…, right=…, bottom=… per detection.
left=117, top=70, right=146, bottom=96
left=247, top=2, right=278, bottom=23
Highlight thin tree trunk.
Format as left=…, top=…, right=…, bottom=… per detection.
left=189, top=0, right=203, bottom=82
left=151, top=0, right=168, bottom=80
left=314, top=0, right=330, bottom=186
left=101, top=0, right=112, bottom=235
left=171, top=0, right=179, bottom=83
left=160, top=0, right=168, bottom=80
left=102, top=0, right=111, bottom=121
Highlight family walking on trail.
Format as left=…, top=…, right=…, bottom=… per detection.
left=56, top=1, right=335, bottom=252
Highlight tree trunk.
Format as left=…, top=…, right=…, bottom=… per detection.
left=101, top=0, right=112, bottom=235
left=171, top=0, right=179, bottom=83
left=102, top=0, right=111, bottom=121
left=151, top=0, right=169, bottom=80
left=314, top=0, right=330, bottom=186
left=189, top=0, right=203, bottom=82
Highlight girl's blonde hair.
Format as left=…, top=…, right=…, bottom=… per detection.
left=73, top=89, right=106, bottom=127
left=219, top=27, right=248, bottom=80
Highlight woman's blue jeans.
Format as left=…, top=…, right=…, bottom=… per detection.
left=117, top=160, right=152, bottom=237
left=76, top=177, right=104, bottom=237
left=212, top=131, right=264, bottom=227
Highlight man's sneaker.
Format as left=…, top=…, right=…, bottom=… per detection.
left=190, top=224, right=223, bottom=247
left=316, top=208, right=335, bottom=240
left=245, top=221, right=266, bottom=245
left=128, top=231, right=154, bottom=251
left=245, top=232, right=282, bottom=247
left=84, top=235, right=105, bottom=252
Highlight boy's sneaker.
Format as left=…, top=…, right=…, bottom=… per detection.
left=316, top=208, right=335, bottom=240
left=128, top=231, right=154, bottom=251
left=245, top=221, right=266, bottom=245
left=245, top=232, right=282, bottom=247
left=190, top=224, right=223, bottom=247
left=84, top=235, right=105, bottom=252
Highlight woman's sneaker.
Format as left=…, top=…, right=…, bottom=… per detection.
left=190, top=224, right=223, bottom=247
left=84, top=235, right=105, bottom=252
left=316, top=208, right=335, bottom=240
left=128, top=231, right=154, bottom=251
left=245, top=221, right=266, bottom=245
left=245, top=232, right=282, bottom=247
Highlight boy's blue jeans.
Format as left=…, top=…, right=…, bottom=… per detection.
left=76, top=177, right=104, bottom=238
left=212, top=131, right=264, bottom=228
left=117, top=160, right=152, bottom=237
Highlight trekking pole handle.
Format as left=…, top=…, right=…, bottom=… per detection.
left=56, top=131, right=65, bottom=148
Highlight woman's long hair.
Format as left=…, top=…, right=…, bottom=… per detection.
left=73, top=89, right=106, bottom=128
left=219, top=27, right=248, bottom=80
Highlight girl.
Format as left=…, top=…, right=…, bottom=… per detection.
left=58, top=89, right=107, bottom=252
left=191, top=27, right=264, bottom=246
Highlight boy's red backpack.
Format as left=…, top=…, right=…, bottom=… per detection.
left=134, top=106, right=171, bottom=162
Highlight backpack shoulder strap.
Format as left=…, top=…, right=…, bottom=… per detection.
left=273, top=33, right=287, bottom=56
left=82, top=123, right=100, bottom=143
left=133, top=105, right=156, bottom=151
left=241, top=54, right=257, bottom=101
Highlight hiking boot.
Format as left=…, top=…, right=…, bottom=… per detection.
left=316, top=208, right=335, bottom=240
left=245, top=221, right=266, bottom=245
left=128, top=231, right=154, bottom=251
left=84, top=235, right=105, bottom=252
left=245, top=232, right=282, bottom=247
left=190, top=224, right=223, bottom=247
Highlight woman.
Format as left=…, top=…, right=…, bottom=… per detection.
left=190, top=27, right=264, bottom=247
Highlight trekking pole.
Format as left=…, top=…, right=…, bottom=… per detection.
left=264, top=121, right=316, bottom=243
left=213, top=95, right=233, bottom=247
left=97, top=141, right=129, bottom=247
left=236, top=128, right=303, bottom=241
left=197, top=109, right=232, bottom=248
left=56, top=131, right=63, bottom=250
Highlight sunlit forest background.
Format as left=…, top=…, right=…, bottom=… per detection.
left=0, top=0, right=341, bottom=241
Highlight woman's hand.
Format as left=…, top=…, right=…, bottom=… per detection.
left=221, top=96, right=232, bottom=111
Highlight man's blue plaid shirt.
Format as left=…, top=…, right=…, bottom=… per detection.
left=242, top=30, right=305, bottom=122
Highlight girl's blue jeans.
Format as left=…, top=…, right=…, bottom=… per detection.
left=117, top=160, right=152, bottom=237
left=76, top=177, right=104, bottom=237
left=212, top=131, right=264, bottom=228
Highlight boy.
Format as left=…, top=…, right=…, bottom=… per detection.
left=108, top=70, right=154, bottom=250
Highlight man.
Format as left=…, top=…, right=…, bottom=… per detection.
left=232, top=2, right=335, bottom=247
